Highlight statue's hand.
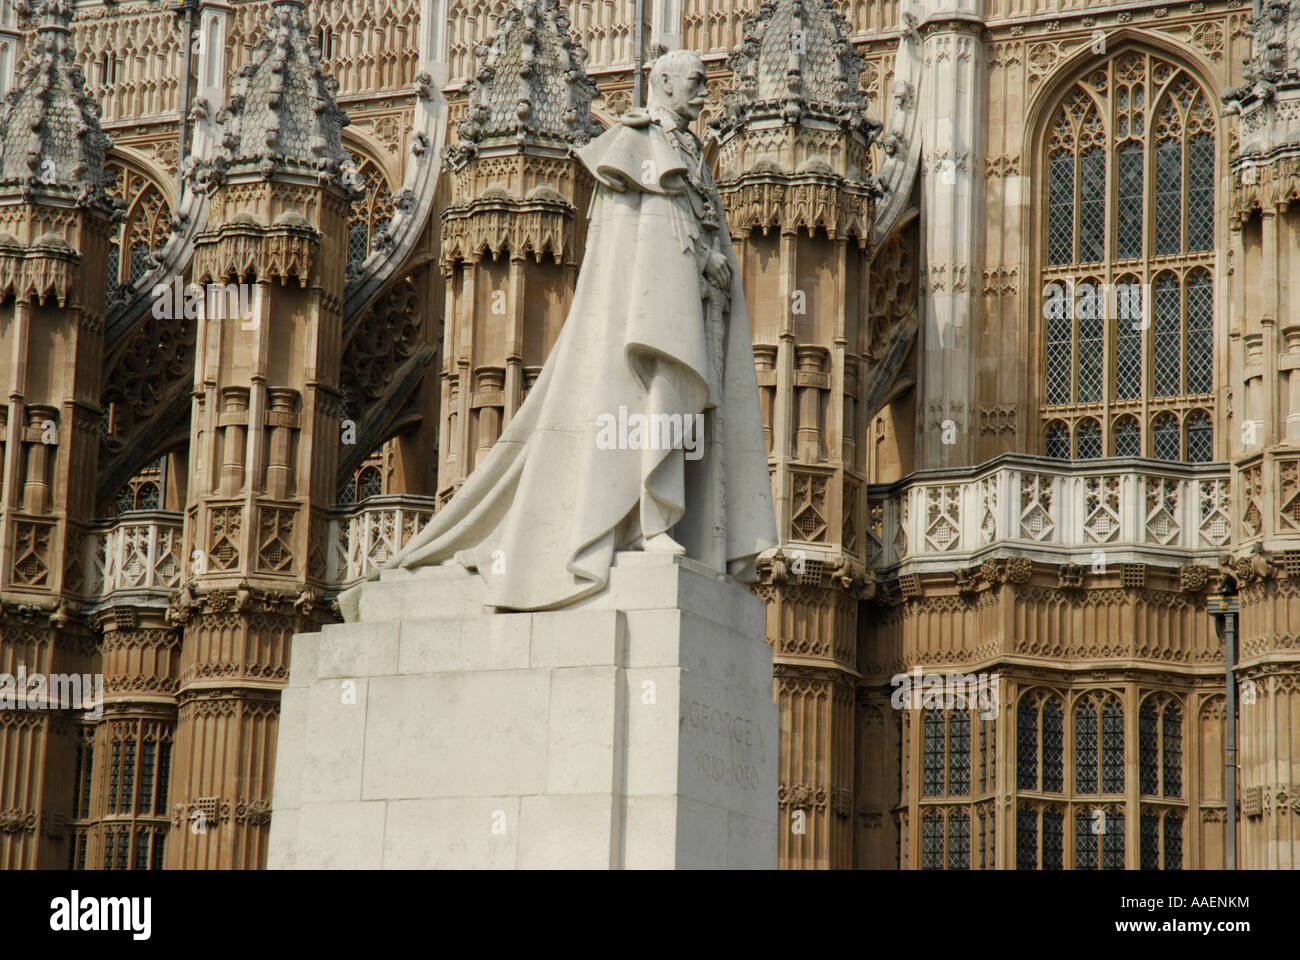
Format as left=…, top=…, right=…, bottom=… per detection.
left=705, top=250, right=731, bottom=289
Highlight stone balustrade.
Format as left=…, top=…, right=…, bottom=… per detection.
left=83, top=496, right=440, bottom=607
left=865, top=455, right=1231, bottom=573
left=325, top=494, right=438, bottom=587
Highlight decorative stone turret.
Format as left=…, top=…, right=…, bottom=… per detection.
left=0, top=0, right=118, bottom=869
left=436, top=0, right=598, bottom=500
left=0, top=0, right=115, bottom=208
left=711, top=0, right=890, bottom=870
left=1222, top=0, right=1300, bottom=870
left=190, top=0, right=353, bottom=194
left=167, top=0, right=353, bottom=869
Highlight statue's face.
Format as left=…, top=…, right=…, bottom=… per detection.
left=652, top=56, right=708, bottom=123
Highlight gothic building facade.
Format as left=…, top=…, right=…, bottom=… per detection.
left=0, top=0, right=1295, bottom=870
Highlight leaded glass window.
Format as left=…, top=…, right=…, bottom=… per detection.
left=1116, top=142, right=1144, bottom=260
left=1114, top=280, right=1143, bottom=401
left=1141, top=813, right=1160, bottom=869
left=1018, top=697, right=1038, bottom=790
left=1140, top=701, right=1159, bottom=795
left=1017, top=809, right=1038, bottom=869
left=1045, top=421, right=1070, bottom=460
left=922, top=814, right=944, bottom=869
left=109, top=741, right=122, bottom=814
left=1102, top=699, right=1125, bottom=793
left=1163, top=704, right=1183, bottom=797
left=1153, top=273, right=1181, bottom=397
left=1042, top=811, right=1064, bottom=870
left=1042, top=700, right=1064, bottom=792
left=1078, top=309, right=1104, bottom=403
left=347, top=157, right=395, bottom=265
left=102, top=160, right=173, bottom=302
left=1018, top=692, right=1064, bottom=793
left=924, top=710, right=945, bottom=797
left=1046, top=307, right=1072, bottom=406
left=1138, top=809, right=1182, bottom=870
left=1114, top=415, right=1140, bottom=456
left=1187, top=135, right=1214, bottom=251
left=1164, top=814, right=1183, bottom=869
left=1076, top=419, right=1102, bottom=459
left=1075, top=810, right=1099, bottom=869
left=949, top=813, right=970, bottom=870
left=1079, top=150, right=1105, bottom=263
left=120, top=741, right=136, bottom=814
left=1186, top=269, right=1213, bottom=395
left=1040, top=54, right=1216, bottom=458
left=139, top=741, right=156, bottom=817
left=1153, top=412, right=1180, bottom=461
left=1075, top=703, right=1097, bottom=793
left=134, top=830, right=150, bottom=872
left=129, top=243, right=151, bottom=285
left=1103, top=812, right=1126, bottom=869
left=1077, top=693, right=1125, bottom=795
left=104, top=243, right=120, bottom=304
left=1155, top=136, right=1182, bottom=256
left=1048, top=152, right=1075, bottom=267
left=949, top=712, right=970, bottom=796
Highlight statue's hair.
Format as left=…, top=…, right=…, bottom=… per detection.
left=647, top=48, right=705, bottom=101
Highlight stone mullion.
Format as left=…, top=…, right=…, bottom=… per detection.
left=774, top=231, right=797, bottom=540
left=503, top=254, right=526, bottom=427
left=456, top=258, right=476, bottom=480
left=829, top=238, right=848, bottom=553
left=439, top=263, right=456, bottom=495
left=1124, top=679, right=1139, bottom=868
left=1261, top=210, right=1279, bottom=447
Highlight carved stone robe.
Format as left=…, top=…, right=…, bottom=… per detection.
left=345, top=110, right=777, bottom=612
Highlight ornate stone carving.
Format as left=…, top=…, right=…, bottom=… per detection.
left=0, top=0, right=116, bottom=211
left=442, top=0, right=599, bottom=170
left=191, top=0, right=355, bottom=194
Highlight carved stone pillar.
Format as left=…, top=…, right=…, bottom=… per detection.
left=435, top=0, right=598, bottom=501
left=0, top=0, right=117, bottom=869
left=166, top=0, right=349, bottom=869
left=711, top=0, right=884, bottom=869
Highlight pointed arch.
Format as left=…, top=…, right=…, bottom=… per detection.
left=1030, top=38, right=1220, bottom=461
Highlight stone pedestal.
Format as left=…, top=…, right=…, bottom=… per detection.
left=267, top=551, right=778, bottom=869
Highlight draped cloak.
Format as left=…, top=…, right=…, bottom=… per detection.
left=341, top=116, right=778, bottom=613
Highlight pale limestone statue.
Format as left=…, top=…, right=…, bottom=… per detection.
left=340, top=50, right=777, bottom=613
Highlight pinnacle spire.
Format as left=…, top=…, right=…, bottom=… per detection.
left=0, top=0, right=115, bottom=209
left=712, top=0, right=875, bottom=138
left=194, top=0, right=353, bottom=191
left=442, top=0, right=599, bottom=169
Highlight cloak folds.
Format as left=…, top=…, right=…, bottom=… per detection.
left=353, top=119, right=778, bottom=611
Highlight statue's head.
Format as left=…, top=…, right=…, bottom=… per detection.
left=647, top=49, right=708, bottom=125
left=1268, top=0, right=1286, bottom=20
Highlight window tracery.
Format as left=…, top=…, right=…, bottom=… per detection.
left=103, top=159, right=173, bottom=309
left=1039, top=52, right=1217, bottom=461
left=347, top=158, right=395, bottom=268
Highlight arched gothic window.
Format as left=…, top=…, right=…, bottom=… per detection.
left=922, top=709, right=971, bottom=798
left=1017, top=690, right=1064, bottom=793
left=1040, top=52, right=1216, bottom=460
left=347, top=157, right=395, bottom=268
left=1075, top=692, right=1125, bottom=794
left=1139, top=696, right=1183, bottom=798
left=921, top=809, right=971, bottom=870
left=103, top=160, right=173, bottom=309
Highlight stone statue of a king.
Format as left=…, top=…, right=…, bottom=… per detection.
left=342, top=50, right=778, bottom=613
